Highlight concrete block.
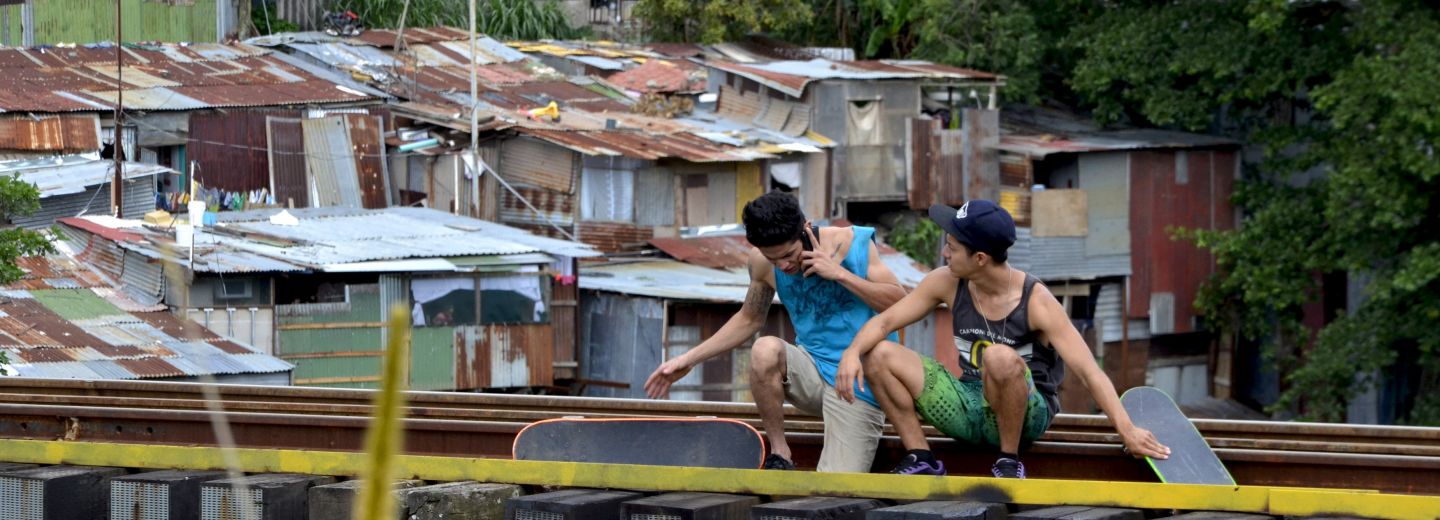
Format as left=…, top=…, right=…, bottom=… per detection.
left=1011, top=506, right=1144, bottom=520
left=622, top=492, right=759, bottom=520
left=400, top=481, right=522, bottom=520
left=506, top=488, right=644, bottom=520
left=201, top=473, right=335, bottom=520
left=0, top=465, right=126, bottom=520
left=111, top=469, right=229, bottom=520
left=1162, top=513, right=1274, bottom=520
left=307, top=479, right=424, bottom=520
left=752, top=496, right=885, bottom=519
left=867, top=501, right=1007, bottom=520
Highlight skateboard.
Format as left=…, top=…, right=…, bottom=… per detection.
left=1120, top=386, right=1235, bottom=485
left=512, top=417, right=767, bottom=469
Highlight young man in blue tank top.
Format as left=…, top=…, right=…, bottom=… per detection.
left=835, top=200, right=1170, bottom=478
left=645, top=192, right=908, bottom=472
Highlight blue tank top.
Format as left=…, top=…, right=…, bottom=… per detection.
left=774, top=226, right=896, bottom=407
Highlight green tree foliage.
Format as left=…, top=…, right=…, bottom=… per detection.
left=633, top=0, right=811, bottom=44
left=1167, top=2, right=1440, bottom=424
left=888, top=218, right=943, bottom=269
left=0, top=177, right=57, bottom=375
left=333, top=0, right=584, bottom=40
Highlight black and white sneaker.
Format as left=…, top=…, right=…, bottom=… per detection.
left=763, top=453, right=796, bottom=470
left=991, top=457, right=1026, bottom=479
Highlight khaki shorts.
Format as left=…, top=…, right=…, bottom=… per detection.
left=781, top=341, right=885, bottom=473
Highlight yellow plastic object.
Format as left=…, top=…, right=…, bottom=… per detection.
left=526, top=101, right=560, bottom=121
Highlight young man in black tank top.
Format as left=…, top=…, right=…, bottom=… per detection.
left=835, top=200, right=1169, bottom=478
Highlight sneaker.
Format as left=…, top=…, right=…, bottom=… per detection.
left=991, top=457, right=1025, bottom=479
left=889, top=454, right=947, bottom=476
left=763, top=454, right=796, bottom=470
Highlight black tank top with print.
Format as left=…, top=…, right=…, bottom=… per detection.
left=951, top=273, right=1064, bottom=415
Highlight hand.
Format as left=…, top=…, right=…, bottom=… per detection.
left=644, top=357, right=693, bottom=399
left=833, top=350, right=866, bottom=404
left=800, top=225, right=845, bottom=280
left=1120, top=426, right=1170, bottom=460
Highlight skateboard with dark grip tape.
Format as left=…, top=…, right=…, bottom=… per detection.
left=1120, top=386, right=1235, bottom=485
left=513, top=417, right=767, bottom=469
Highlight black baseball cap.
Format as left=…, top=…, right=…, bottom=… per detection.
left=928, top=200, right=1016, bottom=257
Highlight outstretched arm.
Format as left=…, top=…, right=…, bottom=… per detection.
left=644, top=252, right=772, bottom=398
left=1030, top=284, right=1169, bottom=460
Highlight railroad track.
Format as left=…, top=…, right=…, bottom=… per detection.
left=0, top=378, right=1435, bottom=495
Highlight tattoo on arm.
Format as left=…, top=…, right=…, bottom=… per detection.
left=742, top=284, right=775, bottom=318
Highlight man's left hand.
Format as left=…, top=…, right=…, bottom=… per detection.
left=1120, top=426, right=1170, bottom=459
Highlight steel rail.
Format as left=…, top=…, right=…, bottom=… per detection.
left=0, top=401, right=1436, bottom=494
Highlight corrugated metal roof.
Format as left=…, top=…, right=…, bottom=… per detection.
left=259, top=30, right=822, bottom=163
left=648, top=235, right=752, bottom=270
left=61, top=206, right=599, bottom=275
left=0, top=43, right=380, bottom=114
left=608, top=60, right=706, bottom=93
left=0, top=258, right=292, bottom=381
left=0, top=114, right=99, bottom=152
left=705, top=58, right=1000, bottom=97
left=997, top=104, right=1239, bottom=158
left=580, top=260, right=754, bottom=303
left=0, top=157, right=169, bottom=198
left=1009, top=227, right=1131, bottom=282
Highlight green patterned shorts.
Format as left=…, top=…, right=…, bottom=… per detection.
left=914, top=356, right=1052, bottom=447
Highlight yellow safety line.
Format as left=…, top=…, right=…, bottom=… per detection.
left=2, top=439, right=1436, bottom=520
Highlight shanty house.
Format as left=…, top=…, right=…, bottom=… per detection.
left=255, top=30, right=828, bottom=253
left=702, top=57, right=1003, bottom=221
left=58, top=206, right=599, bottom=390
left=983, top=105, right=1240, bottom=411
left=0, top=41, right=386, bottom=225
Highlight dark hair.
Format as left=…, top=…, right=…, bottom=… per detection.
left=956, top=239, right=1008, bottom=264
left=742, top=191, right=806, bottom=248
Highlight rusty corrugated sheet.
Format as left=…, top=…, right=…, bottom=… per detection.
left=0, top=43, right=378, bottom=113
left=500, top=186, right=574, bottom=229
left=352, top=27, right=471, bottom=48
left=0, top=114, right=98, bottom=152
left=577, top=221, right=654, bottom=255
left=501, top=137, right=575, bottom=193
left=607, top=60, right=703, bottom=93
left=908, top=118, right=936, bottom=209
left=265, top=115, right=309, bottom=208
left=551, top=281, right=578, bottom=380
left=0, top=298, right=106, bottom=347
left=1129, top=149, right=1236, bottom=333
left=647, top=235, right=752, bottom=270
left=8, top=256, right=108, bottom=291
left=115, top=357, right=185, bottom=378
left=454, top=324, right=553, bottom=389
left=189, top=110, right=299, bottom=192
left=345, top=114, right=389, bottom=208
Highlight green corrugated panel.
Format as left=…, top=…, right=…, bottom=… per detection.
left=410, top=327, right=456, bottom=391
left=277, top=328, right=382, bottom=356
left=29, top=0, right=216, bottom=45
left=291, top=355, right=382, bottom=381
left=1, top=6, right=20, bottom=46
left=30, top=289, right=127, bottom=321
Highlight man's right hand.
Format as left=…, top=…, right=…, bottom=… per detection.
left=644, top=357, right=693, bottom=399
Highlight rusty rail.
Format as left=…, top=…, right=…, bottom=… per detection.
left=0, top=378, right=1437, bottom=494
